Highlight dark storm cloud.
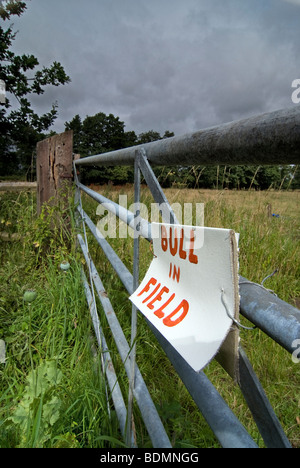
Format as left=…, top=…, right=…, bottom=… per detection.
left=9, top=0, right=300, bottom=137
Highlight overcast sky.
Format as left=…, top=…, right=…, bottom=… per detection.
left=8, top=0, right=300, bottom=137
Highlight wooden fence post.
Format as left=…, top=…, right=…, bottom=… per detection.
left=36, top=130, right=73, bottom=214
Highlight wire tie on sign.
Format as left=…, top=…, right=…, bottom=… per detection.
left=221, top=288, right=256, bottom=331
left=260, top=268, right=279, bottom=295
left=239, top=268, right=278, bottom=296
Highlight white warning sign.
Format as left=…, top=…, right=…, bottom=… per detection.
left=130, top=223, right=239, bottom=372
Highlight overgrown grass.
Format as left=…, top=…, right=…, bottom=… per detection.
left=83, top=185, right=300, bottom=448
left=0, top=187, right=299, bottom=448
left=0, top=191, right=122, bottom=448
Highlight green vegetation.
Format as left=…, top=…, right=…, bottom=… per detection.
left=0, top=191, right=121, bottom=448
left=0, top=187, right=299, bottom=448
left=80, top=186, right=300, bottom=448
left=0, top=2, right=70, bottom=178
left=1, top=1, right=299, bottom=449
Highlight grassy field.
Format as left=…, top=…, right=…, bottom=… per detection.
left=0, top=186, right=299, bottom=448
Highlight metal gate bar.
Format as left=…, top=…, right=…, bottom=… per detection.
left=78, top=234, right=172, bottom=448
left=75, top=107, right=300, bottom=168
left=81, top=268, right=132, bottom=444
left=77, top=185, right=292, bottom=448
left=239, top=277, right=300, bottom=355
left=74, top=107, right=300, bottom=448
left=238, top=347, right=291, bottom=448
left=76, top=182, right=300, bottom=355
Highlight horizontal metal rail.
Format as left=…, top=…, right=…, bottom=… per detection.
left=75, top=107, right=300, bottom=167
left=77, top=182, right=300, bottom=356
left=79, top=207, right=133, bottom=294
left=74, top=106, right=299, bottom=448
left=78, top=234, right=172, bottom=448
left=77, top=182, right=151, bottom=241
left=81, top=269, right=131, bottom=444
left=78, top=219, right=258, bottom=448
left=239, top=277, right=300, bottom=355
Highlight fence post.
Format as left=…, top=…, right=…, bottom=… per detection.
left=36, top=130, right=73, bottom=214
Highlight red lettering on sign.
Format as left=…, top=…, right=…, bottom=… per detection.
left=137, top=277, right=157, bottom=296
left=142, top=282, right=161, bottom=304
left=154, top=293, right=175, bottom=318
left=189, top=231, right=198, bottom=264
left=137, top=277, right=189, bottom=327
left=160, top=225, right=198, bottom=265
left=147, top=286, right=169, bottom=310
left=169, top=227, right=178, bottom=256
left=173, top=264, right=180, bottom=283
left=163, top=299, right=189, bottom=327
left=161, top=225, right=168, bottom=252
left=179, top=228, right=187, bottom=260
left=168, top=262, right=181, bottom=283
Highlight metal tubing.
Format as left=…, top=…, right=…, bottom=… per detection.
left=126, top=156, right=141, bottom=446
left=78, top=207, right=133, bottom=294
left=145, top=323, right=258, bottom=448
left=78, top=235, right=172, bottom=448
left=81, top=269, right=130, bottom=443
left=239, top=277, right=300, bottom=354
left=137, top=148, right=178, bottom=224
left=75, top=107, right=300, bottom=167
left=77, top=182, right=151, bottom=241
left=238, top=347, right=291, bottom=448
left=77, top=195, right=300, bottom=357
left=78, top=232, right=257, bottom=447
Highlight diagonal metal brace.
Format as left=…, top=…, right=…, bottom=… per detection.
left=238, top=346, right=291, bottom=448
left=136, top=148, right=179, bottom=225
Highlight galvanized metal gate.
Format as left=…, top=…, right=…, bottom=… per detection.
left=73, top=107, right=300, bottom=448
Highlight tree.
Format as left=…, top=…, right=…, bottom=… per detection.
left=137, top=130, right=174, bottom=144
left=65, top=112, right=138, bottom=184
left=66, top=112, right=137, bottom=157
left=290, top=165, right=300, bottom=189
left=0, top=1, right=70, bottom=176
left=66, top=112, right=176, bottom=185
left=136, top=130, right=176, bottom=186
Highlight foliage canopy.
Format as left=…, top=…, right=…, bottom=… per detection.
left=0, top=1, right=70, bottom=175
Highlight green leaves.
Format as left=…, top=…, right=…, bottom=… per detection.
left=0, top=3, right=70, bottom=176
left=32, top=62, right=71, bottom=95
left=0, top=1, right=27, bottom=21
left=7, top=360, right=63, bottom=447
left=26, top=360, right=63, bottom=398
